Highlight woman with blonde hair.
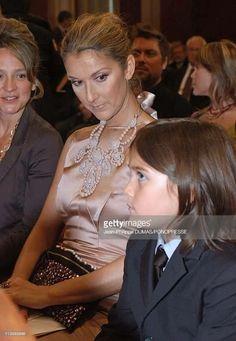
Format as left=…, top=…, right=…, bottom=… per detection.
left=192, top=39, right=236, bottom=140
left=4, top=13, right=152, bottom=341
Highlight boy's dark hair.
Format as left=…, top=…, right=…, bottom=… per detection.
left=132, top=119, right=236, bottom=251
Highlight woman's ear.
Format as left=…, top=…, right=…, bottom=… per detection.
left=125, top=54, right=135, bottom=80
left=32, top=83, right=36, bottom=91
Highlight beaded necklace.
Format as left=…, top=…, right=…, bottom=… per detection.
left=74, top=112, right=139, bottom=197
left=207, top=102, right=236, bottom=120
left=0, top=120, right=19, bottom=162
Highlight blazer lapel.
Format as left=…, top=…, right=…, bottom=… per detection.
left=0, top=145, right=22, bottom=183
left=143, top=241, right=205, bottom=317
left=0, top=106, right=29, bottom=183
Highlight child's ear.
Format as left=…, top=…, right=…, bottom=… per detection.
left=125, top=54, right=135, bottom=80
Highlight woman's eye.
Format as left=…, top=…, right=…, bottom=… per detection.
left=16, top=73, right=27, bottom=79
left=71, top=80, right=82, bottom=87
left=96, top=74, right=108, bottom=82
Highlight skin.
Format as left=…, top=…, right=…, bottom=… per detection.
left=0, top=48, right=35, bottom=152
left=187, top=38, right=206, bottom=66
left=131, top=37, right=167, bottom=88
left=0, top=48, right=33, bottom=124
left=5, top=50, right=152, bottom=309
left=191, top=64, right=212, bottom=96
left=0, top=290, right=35, bottom=341
left=65, top=50, right=136, bottom=126
left=192, top=62, right=236, bottom=130
left=125, top=149, right=179, bottom=242
left=125, top=149, right=178, bottom=216
left=172, top=45, right=186, bottom=64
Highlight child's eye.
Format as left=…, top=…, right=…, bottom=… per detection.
left=96, top=73, right=108, bottom=82
left=137, top=171, right=145, bottom=181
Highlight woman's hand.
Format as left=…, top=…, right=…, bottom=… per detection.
left=4, top=277, right=49, bottom=309
left=0, top=289, right=35, bottom=341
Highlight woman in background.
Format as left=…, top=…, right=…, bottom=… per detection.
left=192, top=39, right=236, bottom=140
left=0, top=18, right=63, bottom=282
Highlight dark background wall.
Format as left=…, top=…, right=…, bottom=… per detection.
left=160, top=0, right=236, bottom=43
left=28, top=0, right=236, bottom=43
left=29, top=0, right=48, bottom=19
left=119, top=0, right=141, bottom=25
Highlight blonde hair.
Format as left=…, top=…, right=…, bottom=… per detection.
left=197, top=40, right=236, bottom=109
left=0, top=17, right=43, bottom=99
left=61, top=13, right=131, bottom=68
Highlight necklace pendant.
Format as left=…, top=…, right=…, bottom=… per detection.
left=109, top=145, right=125, bottom=167
left=80, top=162, right=103, bottom=197
left=74, top=146, right=88, bottom=164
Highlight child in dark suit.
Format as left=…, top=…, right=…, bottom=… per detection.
left=95, top=119, right=236, bottom=341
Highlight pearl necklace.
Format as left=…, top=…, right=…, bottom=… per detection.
left=74, top=112, right=139, bottom=197
left=0, top=121, right=19, bottom=162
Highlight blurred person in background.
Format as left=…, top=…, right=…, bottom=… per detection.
left=53, top=10, right=73, bottom=52
left=177, top=35, right=210, bottom=109
left=168, top=40, right=187, bottom=70
left=131, top=23, right=194, bottom=119
left=192, top=39, right=236, bottom=141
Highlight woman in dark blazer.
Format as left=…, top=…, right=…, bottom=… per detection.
left=95, top=119, right=236, bottom=341
left=0, top=18, right=63, bottom=281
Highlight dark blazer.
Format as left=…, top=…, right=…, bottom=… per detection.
left=95, top=239, right=236, bottom=341
left=0, top=105, right=63, bottom=281
left=150, top=81, right=194, bottom=119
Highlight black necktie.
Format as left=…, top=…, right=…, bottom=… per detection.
left=153, top=245, right=168, bottom=288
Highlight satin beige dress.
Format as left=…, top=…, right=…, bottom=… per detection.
left=38, top=123, right=143, bottom=340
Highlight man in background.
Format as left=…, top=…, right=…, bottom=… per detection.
left=52, top=10, right=73, bottom=51
left=131, top=23, right=194, bottom=119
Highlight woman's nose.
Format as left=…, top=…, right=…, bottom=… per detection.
left=85, top=84, right=97, bottom=103
left=4, top=77, right=16, bottom=91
